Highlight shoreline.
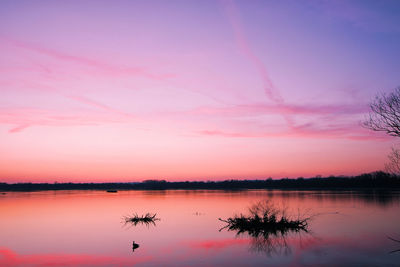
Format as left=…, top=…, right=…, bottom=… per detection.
left=1, top=171, right=400, bottom=192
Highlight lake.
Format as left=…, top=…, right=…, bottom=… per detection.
left=1, top=190, right=400, bottom=266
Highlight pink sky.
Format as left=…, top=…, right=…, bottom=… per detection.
left=1, top=0, right=400, bottom=182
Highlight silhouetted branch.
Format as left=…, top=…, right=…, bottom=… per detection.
left=388, top=236, right=400, bottom=243
left=363, top=87, right=400, bottom=137
left=385, top=147, right=400, bottom=175
left=388, top=236, right=400, bottom=254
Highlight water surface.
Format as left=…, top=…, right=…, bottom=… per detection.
left=1, top=190, right=400, bottom=266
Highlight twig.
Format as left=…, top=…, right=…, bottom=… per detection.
left=388, top=236, right=400, bottom=243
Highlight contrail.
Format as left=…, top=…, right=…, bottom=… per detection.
left=220, top=0, right=297, bottom=129
left=220, top=0, right=284, bottom=104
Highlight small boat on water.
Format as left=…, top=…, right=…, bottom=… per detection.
left=106, top=190, right=118, bottom=193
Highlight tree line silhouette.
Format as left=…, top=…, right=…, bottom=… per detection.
left=1, top=171, right=400, bottom=191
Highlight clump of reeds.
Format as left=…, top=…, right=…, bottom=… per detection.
left=123, top=213, right=160, bottom=227
left=219, top=200, right=309, bottom=238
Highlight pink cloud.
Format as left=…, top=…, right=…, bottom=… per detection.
left=189, top=101, right=376, bottom=140
left=66, top=95, right=134, bottom=118
left=2, top=36, right=175, bottom=80
left=197, top=123, right=388, bottom=141
left=0, top=107, right=134, bottom=133
left=191, top=102, right=367, bottom=117
left=8, top=124, right=30, bottom=133
left=290, top=122, right=386, bottom=140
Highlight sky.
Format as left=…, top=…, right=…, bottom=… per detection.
left=1, top=0, right=400, bottom=182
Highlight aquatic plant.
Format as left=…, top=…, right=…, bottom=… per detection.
left=219, top=200, right=309, bottom=238
left=123, top=213, right=160, bottom=227
left=219, top=200, right=311, bottom=256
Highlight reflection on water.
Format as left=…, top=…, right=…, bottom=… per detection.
left=263, top=190, right=400, bottom=207
left=388, top=236, right=400, bottom=254
left=1, top=189, right=400, bottom=266
left=0, top=248, right=152, bottom=266
left=219, top=200, right=310, bottom=257
left=123, top=213, right=160, bottom=228
left=249, top=233, right=297, bottom=256
left=123, top=213, right=159, bottom=253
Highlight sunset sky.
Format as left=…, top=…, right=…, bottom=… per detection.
left=1, top=0, right=400, bottom=182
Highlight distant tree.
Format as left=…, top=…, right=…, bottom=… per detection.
left=385, top=147, right=400, bottom=175
left=363, top=87, right=400, bottom=137
left=364, top=87, right=400, bottom=175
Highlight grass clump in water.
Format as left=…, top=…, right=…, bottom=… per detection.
left=219, top=200, right=309, bottom=238
left=123, top=213, right=160, bottom=227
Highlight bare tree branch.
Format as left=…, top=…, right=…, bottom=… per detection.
left=385, top=147, right=400, bottom=175
left=363, top=87, right=400, bottom=137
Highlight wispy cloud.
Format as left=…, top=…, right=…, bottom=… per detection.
left=220, top=0, right=299, bottom=130
left=0, top=107, right=134, bottom=133
left=2, top=36, right=175, bottom=80
left=66, top=95, right=134, bottom=118
left=220, top=0, right=283, bottom=104
left=198, top=122, right=388, bottom=141
left=190, top=102, right=368, bottom=117
left=187, top=100, right=375, bottom=140
left=8, top=124, right=30, bottom=133
left=218, top=1, right=376, bottom=141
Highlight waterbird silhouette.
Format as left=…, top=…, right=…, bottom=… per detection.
left=132, top=241, right=140, bottom=252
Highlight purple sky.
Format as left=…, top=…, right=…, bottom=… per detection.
left=1, top=0, right=400, bottom=182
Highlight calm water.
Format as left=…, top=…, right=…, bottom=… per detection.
left=1, top=190, right=400, bottom=267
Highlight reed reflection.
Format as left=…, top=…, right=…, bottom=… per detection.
left=219, top=200, right=311, bottom=256
left=122, top=213, right=160, bottom=254
left=122, top=213, right=160, bottom=227
left=388, top=236, right=400, bottom=254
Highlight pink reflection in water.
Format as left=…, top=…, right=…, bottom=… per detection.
left=0, top=190, right=399, bottom=266
left=0, top=248, right=151, bottom=267
left=187, top=238, right=250, bottom=250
